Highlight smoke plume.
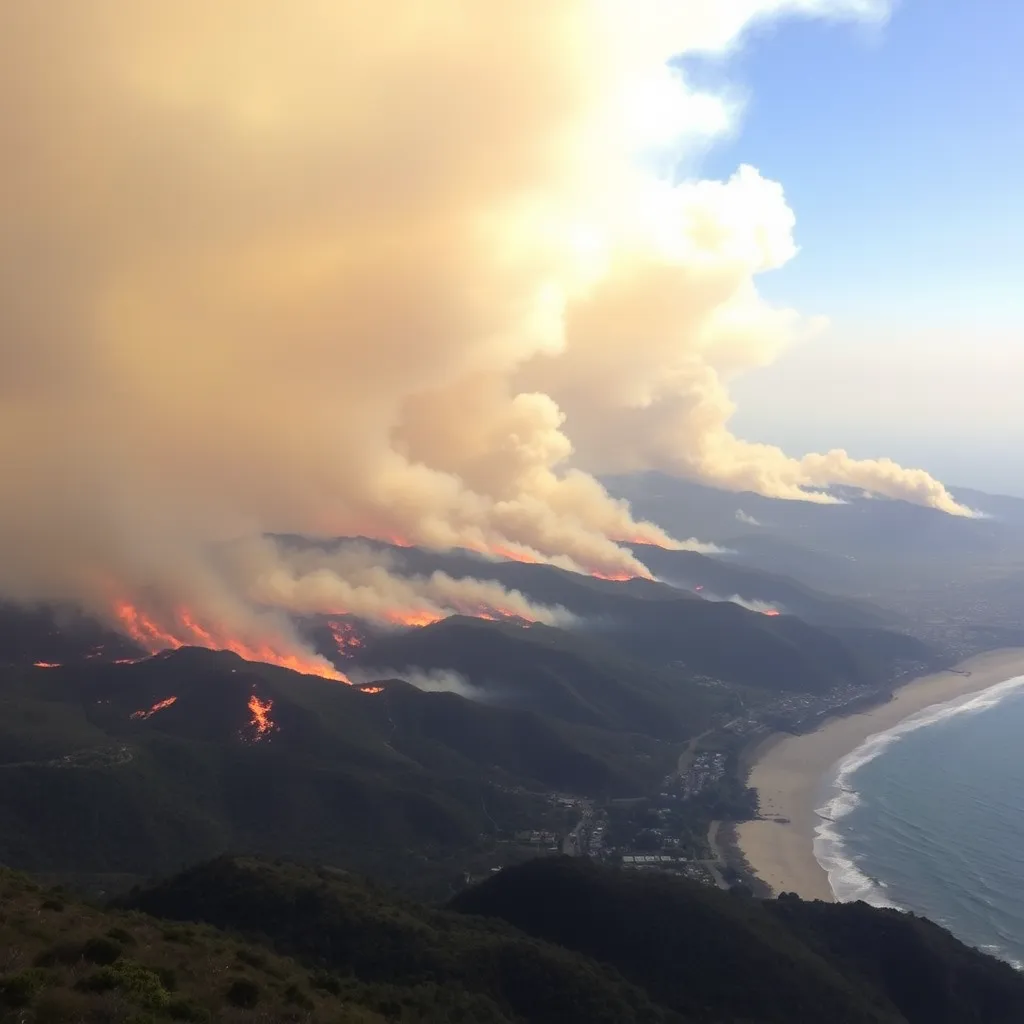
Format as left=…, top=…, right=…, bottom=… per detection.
left=349, top=666, right=483, bottom=701
left=0, top=1, right=969, bottom=667
left=228, top=539, right=574, bottom=628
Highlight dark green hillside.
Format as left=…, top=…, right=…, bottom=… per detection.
left=450, top=857, right=1024, bottom=1024
left=578, top=598, right=935, bottom=692
left=124, top=857, right=672, bottom=1024
left=344, top=560, right=936, bottom=694
left=353, top=615, right=725, bottom=735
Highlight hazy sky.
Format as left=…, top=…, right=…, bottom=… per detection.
left=686, top=1, right=1023, bottom=495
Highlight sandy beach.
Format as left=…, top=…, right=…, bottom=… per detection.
left=734, top=648, right=1024, bottom=902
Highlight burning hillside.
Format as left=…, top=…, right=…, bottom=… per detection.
left=114, top=600, right=347, bottom=682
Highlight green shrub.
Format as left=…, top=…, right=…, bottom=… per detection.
left=76, top=968, right=118, bottom=994
left=0, top=968, right=47, bottom=1008
left=310, top=970, right=342, bottom=994
left=106, top=926, right=137, bottom=946
left=234, top=948, right=267, bottom=969
left=76, top=961, right=170, bottom=1010
left=284, top=981, right=314, bottom=1009
left=167, top=998, right=211, bottom=1022
left=34, top=942, right=83, bottom=967
left=81, top=936, right=123, bottom=965
left=225, top=978, right=260, bottom=1009
left=154, top=965, right=178, bottom=991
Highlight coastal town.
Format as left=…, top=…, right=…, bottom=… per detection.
left=463, top=658, right=972, bottom=896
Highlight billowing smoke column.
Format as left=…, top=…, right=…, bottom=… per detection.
left=0, top=1, right=969, bottom=669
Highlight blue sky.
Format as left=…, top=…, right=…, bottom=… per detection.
left=681, top=1, right=1024, bottom=494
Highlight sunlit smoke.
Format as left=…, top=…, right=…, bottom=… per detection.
left=697, top=591, right=783, bottom=616
left=237, top=539, right=575, bottom=629
left=0, top=1, right=970, bottom=663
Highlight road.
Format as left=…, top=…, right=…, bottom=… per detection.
left=563, top=800, right=593, bottom=856
left=703, top=819, right=730, bottom=889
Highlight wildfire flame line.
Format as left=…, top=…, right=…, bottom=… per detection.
left=130, top=695, right=178, bottom=720
left=113, top=601, right=349, bottom=683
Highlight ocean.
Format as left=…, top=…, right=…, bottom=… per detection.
left=814, top=675, right=1024, bottom=968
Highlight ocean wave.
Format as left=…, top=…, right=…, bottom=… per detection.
left=813, top=673, right=1024, bottom=908
left=980, top=945, right=1024, bottom=971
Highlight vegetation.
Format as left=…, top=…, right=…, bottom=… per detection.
left=124, top=856, right=669, bottom=1024
left=450, top=857, right=1024, bottom=1023
left=3, top=848, right=1023, bottom=1023
left=0, top=644, right=687, bottom=895
left=0, top=866, right=386, bottom=1023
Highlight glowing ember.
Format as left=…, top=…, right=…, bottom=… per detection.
left=32, top=661, right=61, bottom=669
left=246, top=694, right=277, bottom=741
left=359, top=685, right=384, bottom=694
left=113, top=656, right=149, bottom=665
left=761, top=608, right=781, bottom=616
left=130, top=695, right=178, bottom=720
left=112, top=600, right=349, bottom=683
left=327, top=619, right=365, bottom=656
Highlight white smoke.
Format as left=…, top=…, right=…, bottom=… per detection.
left=0, top=0, right=971, bottom=669
left=350, top=666, right=483, bottom=700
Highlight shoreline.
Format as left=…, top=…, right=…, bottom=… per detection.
left=733, top=647, right=1024, bottom=902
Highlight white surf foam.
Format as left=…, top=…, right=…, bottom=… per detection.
left=813, top=673, right=1024, bottom=908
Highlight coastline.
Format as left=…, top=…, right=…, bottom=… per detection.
left=733, top=647, right=1024, bottom=902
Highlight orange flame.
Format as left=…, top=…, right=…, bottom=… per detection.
left=32, top=661, right=61, bottom=669
left=327, top=619, right=365, bottom=656
left=131, top=695, right=178, bottom=720
left=246, top=694, right=277, bottom=741
left=359, top=685, right=384, bottom=694
left=112, top=600, right=349, bottom=683
left=761, top=608, right=781, bottom=616
left=382, top=608, right=445, bottom=628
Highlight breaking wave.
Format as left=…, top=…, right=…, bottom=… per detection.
left=812, top=674, right=1024, bottom=910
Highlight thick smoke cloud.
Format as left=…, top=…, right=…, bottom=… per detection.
left=0, top=1, right=968, bottom=666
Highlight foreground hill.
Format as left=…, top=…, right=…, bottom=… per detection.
left=451, top=857, right=1024, bottom=1024
left=125, top=857, right=670, bottom=1024
left=122, top=855, right=1024, bottom=1024
left=0, top=866, right=387, bottom=1023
